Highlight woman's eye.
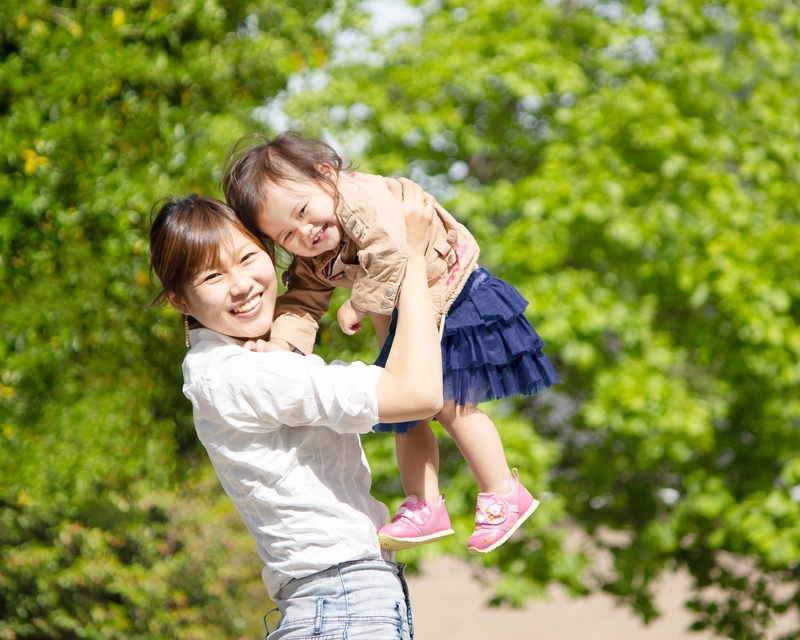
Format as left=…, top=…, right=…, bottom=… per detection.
left=299, top=205, right=307, bottom=218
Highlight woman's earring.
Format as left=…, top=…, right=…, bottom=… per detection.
left=184, top=315, right=190, bottom=348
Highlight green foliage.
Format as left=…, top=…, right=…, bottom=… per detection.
left=3, top=0, right=800, bottom=638
left=0, top=0, right=334, bottom=637
left=279, top=0, right=800, bottom=637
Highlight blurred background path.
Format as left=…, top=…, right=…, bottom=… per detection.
left=407, top=556, right=713, bottom=640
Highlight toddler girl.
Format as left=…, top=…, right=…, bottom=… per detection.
left=223, top=132, right=559, bottom=554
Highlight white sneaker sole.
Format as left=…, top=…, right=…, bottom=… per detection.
left=467, top=498, right=540, bottom=555
left=378, top=528, right=455, bottom=551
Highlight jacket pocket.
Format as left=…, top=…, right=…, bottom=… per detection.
left=425, top=236, right=452, bottom=282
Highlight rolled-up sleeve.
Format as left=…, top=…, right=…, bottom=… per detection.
left=337, top=176, right=409, bottom=316
left=196, top=348, right=382, bottom=434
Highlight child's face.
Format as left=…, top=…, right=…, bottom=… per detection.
left=257, top=176, right=343, bottom=258
left=167, top=227, right=278, bottom=340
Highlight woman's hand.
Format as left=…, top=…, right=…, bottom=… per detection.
left=242, top=337, right=293, bottom=353
left=385, top=177, right=436, bottom=257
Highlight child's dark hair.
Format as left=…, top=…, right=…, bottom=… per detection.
left=222, top=131, right=351, bottom=263
left=148, top=193, right=264, bottom=307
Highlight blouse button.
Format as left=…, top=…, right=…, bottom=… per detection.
left=380, top=300, right=390, bottom=309
left=385, top=287, right=394, bottom=297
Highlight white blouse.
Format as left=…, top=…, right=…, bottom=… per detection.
left=182, top=328, right=390, bottom=598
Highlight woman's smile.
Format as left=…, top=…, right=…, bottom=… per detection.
left=232, top=293, right=262, bottom=316
left=168, top=227, right=278, bottom=340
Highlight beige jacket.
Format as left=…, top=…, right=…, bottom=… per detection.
left=271, top=172, right=480, bottom=355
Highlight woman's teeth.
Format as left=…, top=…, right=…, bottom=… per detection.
left=233, top=295, right=260, bottom=314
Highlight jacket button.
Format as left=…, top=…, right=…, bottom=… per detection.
left=380, top=300, right=390, bottom=309
left=384, top=287, right=393, bottom=297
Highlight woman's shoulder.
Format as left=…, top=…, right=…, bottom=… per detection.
left=184, top=330, right=317, bottom=382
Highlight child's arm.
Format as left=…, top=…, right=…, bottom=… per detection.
left=270, top=258, right=337, bottom=354
left=337, top=298, right=368, bottom=335
left=337, top=174, right=411, bottom=319
left=374, top=178, right=443, bottom=421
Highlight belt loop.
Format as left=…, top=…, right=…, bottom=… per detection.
left=395, top=562, right=414, bottom=639
left=314, top=597, right=324, bottom=635
left=263, top=607, right=279, bottom=639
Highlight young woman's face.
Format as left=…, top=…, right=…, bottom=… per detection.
left=257, top=175, right=343, bottom=258
left=167, top=228, right=278, bottom=340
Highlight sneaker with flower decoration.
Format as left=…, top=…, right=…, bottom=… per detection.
left=467, top=469, right=539, bottom=554
left=378, top=494, right=455, bottom=551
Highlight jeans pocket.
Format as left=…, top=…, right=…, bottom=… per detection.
left=343, top=601, right=409, bottom=640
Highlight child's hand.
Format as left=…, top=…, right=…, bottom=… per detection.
left=338, top=299, right=368, bottom=335
left=242, top=337, right=294, bottom=353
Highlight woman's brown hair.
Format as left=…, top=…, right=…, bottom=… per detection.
left=148, top=194, right=264, bottom=307
left=222, top=131, right=352, bottom=265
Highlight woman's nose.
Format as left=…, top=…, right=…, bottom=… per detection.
left=229, top=270, right=251, bottom=295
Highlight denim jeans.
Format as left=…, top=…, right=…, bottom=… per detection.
left=264, top=559, right=413, bottom=640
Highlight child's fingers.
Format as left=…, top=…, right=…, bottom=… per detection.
left=340, top=323, right=361, bottom=335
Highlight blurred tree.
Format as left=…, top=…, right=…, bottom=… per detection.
left=0, top=0, right=336, bottom=638
left=278, top=0, right=800, bottom=637
left=3, top=0, right=800, bottom=638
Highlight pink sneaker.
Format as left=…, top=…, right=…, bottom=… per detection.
left=467, top=469, right=539, bottom=554
left=378, top=494, right=455, bottom=551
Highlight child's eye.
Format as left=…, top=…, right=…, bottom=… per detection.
left=241, top=252, right=256, bottom=263
left=299, top=205, right=307, bottom=219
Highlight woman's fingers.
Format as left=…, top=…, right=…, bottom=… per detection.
left=385, top=176, right=436, bottom=254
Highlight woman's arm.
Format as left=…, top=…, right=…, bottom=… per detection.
left=374, top=178, right=444, bottom=422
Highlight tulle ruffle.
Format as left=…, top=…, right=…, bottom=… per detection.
left=441, top=268, right=559, bottom=405
left=373, top=267, right=559, bottom=433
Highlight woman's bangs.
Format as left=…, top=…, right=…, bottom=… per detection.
left=183, top=216, right=236, bottom=279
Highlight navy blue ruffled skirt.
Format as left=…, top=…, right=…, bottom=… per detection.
left=373, top=266, right=559, bottom=433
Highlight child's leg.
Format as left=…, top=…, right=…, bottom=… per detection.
left=395, top=418, right=440, bottom=502
left=437, top=401, right=538, bottom=554
left=379, top=419, right=454, bottom=550
left=435, top=401, right=512, bottom=495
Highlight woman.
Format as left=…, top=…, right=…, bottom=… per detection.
left=148, top=179, right=440, bottom=639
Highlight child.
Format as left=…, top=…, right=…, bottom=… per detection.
left=223, top=132, right=559, bottom=554
left=148, top=182, right=440, bottom=639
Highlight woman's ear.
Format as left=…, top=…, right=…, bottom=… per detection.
left=166, top=291, right=191, bottom=315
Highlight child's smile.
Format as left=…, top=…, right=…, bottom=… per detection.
left=257, top=175, right=344, bottom=258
